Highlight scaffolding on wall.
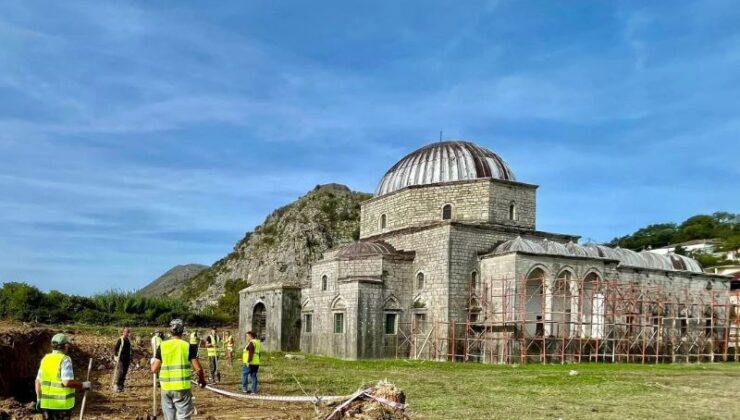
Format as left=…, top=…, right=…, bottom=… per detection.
left=385, top=274, right=740, bottom=364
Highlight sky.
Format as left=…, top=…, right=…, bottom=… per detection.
left=0, top=1, right=738, bottom=295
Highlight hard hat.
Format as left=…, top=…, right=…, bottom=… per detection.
left=51, top=333, right=70, bottom=345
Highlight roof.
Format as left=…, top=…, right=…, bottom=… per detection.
left=375, top=140, right=516, bottom=196
left=488, top=236, right=706, bottom=273
left=336, top=240, right=414, bottom=260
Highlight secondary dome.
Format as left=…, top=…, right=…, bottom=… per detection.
left=375, top=140, right=516, bottom=196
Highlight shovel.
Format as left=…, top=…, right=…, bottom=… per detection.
left=110, top=336, right=124, bottom=391
left=78, top=358, right=93, bottom=420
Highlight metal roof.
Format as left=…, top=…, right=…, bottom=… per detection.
left=491, top=237, right=704, bottom=273
left=375, top=140, right=516, bottom=196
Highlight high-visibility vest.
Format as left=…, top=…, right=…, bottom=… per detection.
left=207, top=335, right=221, bottom=357
left=39, top=352, right=75, bottom=410
left=226, top=335, right=234, bottom=351
left=189, top=332, right=198, bottom=345
left=242, top=339, right=261, bottom=365
left=159, top=339, right=191, bottom=391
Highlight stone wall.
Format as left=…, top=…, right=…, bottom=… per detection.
left=238, top=284, right=301, bottom=352
left=300, top=251, right=416, bottom=359
left=360, top=179, right=536, bottom=239
left=480, top=252, right=732, bottom=337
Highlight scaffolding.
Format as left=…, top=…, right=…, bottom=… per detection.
left=389, top=274, right=740, bottom=364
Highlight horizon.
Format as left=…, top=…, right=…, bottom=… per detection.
left=1, top=1, right=738, bottom=295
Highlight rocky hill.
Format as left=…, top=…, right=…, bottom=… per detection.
left=175, top=184, right=372, bottom=309
left=137, top=264, right=209, bottom=297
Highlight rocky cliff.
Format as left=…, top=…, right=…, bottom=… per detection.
left=178, top=184, right=372, bottom=309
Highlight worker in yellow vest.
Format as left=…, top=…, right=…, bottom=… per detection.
left=224, top=331, right=235, bottom=367
left=151, top=319, right=206, bottom=420
left=241, top=331, right=261, bottom=394
left=205, top=327, right=221, bottom=383
left=34, top=333, right=91, bottom=419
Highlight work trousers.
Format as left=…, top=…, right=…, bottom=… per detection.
left=161, top=389, right=194, bottom=420
left=241, top=364, right=259, bottom=393
left=115, top=359, right=130, bottom=390
left=208, top=356, right=220, bottom=382
left=42, top=409, right=72, bottom=420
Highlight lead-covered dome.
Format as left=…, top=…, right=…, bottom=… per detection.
left=375, top=141, right=516, bottom=196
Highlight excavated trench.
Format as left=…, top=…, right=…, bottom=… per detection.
left=0, top=329, right=53, bottom=403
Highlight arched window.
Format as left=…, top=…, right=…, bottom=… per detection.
left=509, top=202, right=517, bottom=221
left=416, top=272, right=425, bottom=289
left=471, top=271, right=478, bottom=290
left=442, top=204, right=452, bottom=220
left=321, top=275, right=328, bottom=291
left=380, top=214, right=387, bottom=229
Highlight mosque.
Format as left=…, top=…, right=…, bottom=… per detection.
left=239, top=140, right=732, bottom=361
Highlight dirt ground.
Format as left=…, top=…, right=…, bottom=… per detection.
left=0, top=325, right=321, bottom=419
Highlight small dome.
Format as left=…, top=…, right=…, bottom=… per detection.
left=540, top=239, right=569, bottom=256
left=337, top=240, right=398, bottom=258
left=613, top=247, right=648, bottom=268
left=669, top=254, right=704, bottom=273
left=640, top=251, right=675, bottom=271
left=375, top=140, right=516, bottom=196
left=564, top=241, right=594, bottom=257
left=494, top=236, right=544, bottom=255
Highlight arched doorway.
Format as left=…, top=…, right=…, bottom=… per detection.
left=524, top=268, right=546, bottom=337
left=252, top=303, right=266, bottom=339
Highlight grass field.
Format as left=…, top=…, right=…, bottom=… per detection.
left=236, top=353, right=740, bottom=419
left=3, top=322, right=739, bottom=419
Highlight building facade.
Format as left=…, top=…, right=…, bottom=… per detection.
left=240, top=141, right=733, bottom=361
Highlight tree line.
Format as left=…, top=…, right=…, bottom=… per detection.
left=0, top=282, right=229, bottom=326
left=608, top=211, right=739, bottom=267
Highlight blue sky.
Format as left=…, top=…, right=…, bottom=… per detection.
left=1, top=1, right=738, bottom=295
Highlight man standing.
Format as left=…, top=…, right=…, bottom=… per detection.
left=224, top=330, right=235, bottom=367
left=113, top=327, right=133, bottom=392
left=205, top=327, right=221, bottom=383
left=241, top=331, right=261, bottom=394
left=151, top=319, right=206, bottom=420
left=35, top=333, right=92, bottom=420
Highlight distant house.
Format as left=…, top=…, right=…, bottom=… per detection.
left=649, top=238, right=738, bottom=261
left=705, top=264, right=740, bottom=277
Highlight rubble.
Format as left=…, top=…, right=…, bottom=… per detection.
left=325, top=381, right=408, bottom=420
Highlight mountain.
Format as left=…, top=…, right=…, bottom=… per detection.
left=175, top=183, right=372, bottom=309
left=138, top=264, right=209, bottom=297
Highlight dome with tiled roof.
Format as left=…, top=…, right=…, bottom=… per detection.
left=375, top=140, right=516, bottom=196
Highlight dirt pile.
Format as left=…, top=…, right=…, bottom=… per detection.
left=0, top=328, right=53, bottom=403
left=325, top=381, right=408, bottom=420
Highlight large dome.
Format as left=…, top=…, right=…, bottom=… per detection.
left=375, top=140, right=516, bottom=196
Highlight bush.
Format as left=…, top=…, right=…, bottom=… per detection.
left=0, top=282, right=222, bottom=327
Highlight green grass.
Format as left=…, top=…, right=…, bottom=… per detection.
left=219, top=353, right=740, bottom=419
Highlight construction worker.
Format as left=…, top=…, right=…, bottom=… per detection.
left=189, top=329, right=199, bottom=346
left=205, top=327, right=221, bottom=383
left=34, top=333, right=91, bottom=420
left=151, top=319, right=206, bottom=420
left=241, top=331, right=261, bottom=394
left=113, top=327, right=133, bottom=392
left=224, top=330, right=235, bottom=366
